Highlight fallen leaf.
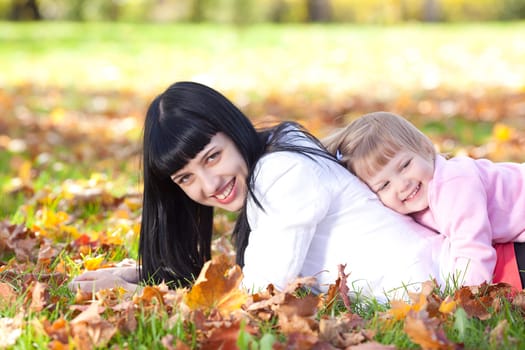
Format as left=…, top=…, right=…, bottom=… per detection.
left=404, top=310, right=456, bottom=350
left=184, top=254, right=248, bottom=316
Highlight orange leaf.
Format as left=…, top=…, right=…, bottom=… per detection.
left=0, top=282, right=17, bottom=304
left=183, top=254, right=248, bottom=315
left=404, top=310, right=455, bottom=350
left=438, top=296, right=456, bottom=315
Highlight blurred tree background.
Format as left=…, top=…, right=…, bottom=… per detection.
left=2, top=0, right=525, bottom=22
left=1, top=0, right=524, bottom=221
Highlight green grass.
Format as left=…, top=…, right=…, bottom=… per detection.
left=0, top=21, right=524, bottom=96
left=1, top=21, right=525, bottom=349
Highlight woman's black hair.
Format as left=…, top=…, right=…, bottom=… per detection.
left=139, top=81, right=335, bottom=287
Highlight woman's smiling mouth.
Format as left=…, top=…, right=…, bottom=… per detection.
left=215, top=179, right=236, bottom=203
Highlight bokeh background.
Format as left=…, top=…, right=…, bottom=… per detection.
left=1, top=0, right=525, bottom=266
left=0, top=2, right=525, bottom=348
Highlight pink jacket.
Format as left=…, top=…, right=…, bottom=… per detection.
left=414, top=155, right=525, bottom=286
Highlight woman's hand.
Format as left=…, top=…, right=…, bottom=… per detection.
left=69, top=266, right=140, bottom=294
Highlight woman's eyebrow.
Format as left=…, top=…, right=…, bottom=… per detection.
left=198, top=146, right=217, bottom=163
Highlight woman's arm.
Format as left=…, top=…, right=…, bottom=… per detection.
left=69, top=265, right=140, bottom=293
left=242, top=152, right=331, bottom=292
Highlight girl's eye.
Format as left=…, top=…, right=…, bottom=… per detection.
left=377, top=181, right=390, bottom=192
left=376, top=181, right=390, bottom=193
left=402, top=159, right=412, bottom=169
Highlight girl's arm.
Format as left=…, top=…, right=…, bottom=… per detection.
left=431, top=175, right=497, bottom=285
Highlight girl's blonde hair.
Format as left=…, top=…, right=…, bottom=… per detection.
left=322, top=112, right=436, bottom=180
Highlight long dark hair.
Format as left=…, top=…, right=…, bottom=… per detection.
left=139, top=81, right=334, bottom=287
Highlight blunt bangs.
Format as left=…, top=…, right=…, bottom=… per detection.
left=352, top=137, right=401, bottom=180
left=149, top=112, right=218, bottom=178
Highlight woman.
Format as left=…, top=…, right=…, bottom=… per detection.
left=70, top=82, right=507, bottom=302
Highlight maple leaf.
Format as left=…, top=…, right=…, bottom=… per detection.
left=183, top=254, right=248, bottom=316
left=0, top=282, right=17, bottom=304
left=200, top=319, right=247, bottom=350
left=453, top=282, right=511, bottom=320
left=28, top=281, right=48, bottom=312
left=70, top=301, right=117, bottom=349
left=404, top=310, right=457, bottom=350
left=319, top=314, right=368, bottom=348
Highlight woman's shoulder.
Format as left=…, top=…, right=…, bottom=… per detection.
left=255, top=151, right=324, bottom=185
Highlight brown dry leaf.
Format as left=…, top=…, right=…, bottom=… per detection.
left=453, top=283, right=511, bottom=320
left=511, top=291, right=525, bottom=311
left=29, top=281, right=48, bottom=312
left=200, top=319, right=246, bottom=350
left=0, top=222, right=38, bottom=261
left=43, top=317, right=70, bottom=345
left=319, top=314, right=368, bottom=348
left=161, top=334, right=192, bottom=350
left=71, top=302, right=117, bottom=349
left=338, top=263, right=352, bottom=312
left=348, top=342, right=397, bottom=349
left=184, top=254, right=248, bottom=316
left=0, top=282, right=17, bottom=304
left=278, top=331, right=319, bottom=350
left=278, top=293, right=319, bottom=318
left=404, top=310, right=456, bottom=350
left=278, top=312, right=318, bottom=335
left=322, top=278, right=340, bottom=314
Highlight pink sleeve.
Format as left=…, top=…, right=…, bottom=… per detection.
left=431, top=175, right=496, bottom=285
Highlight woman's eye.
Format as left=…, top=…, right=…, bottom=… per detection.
left=206, top=151, right=221, bottom=164
left=175, top=174, right=191, bottom=185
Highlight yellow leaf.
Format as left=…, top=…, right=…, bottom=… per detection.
left=84, top=255, right=105, bottom=271
left=438, top=296, right=456, bottom=315
left=18, top=160, right=32, bottom=184
left=389, top=299, right=413, bottom=321
left=492, top=123, right=513, bottom=142
left=183, top=254, right=248, bottom=315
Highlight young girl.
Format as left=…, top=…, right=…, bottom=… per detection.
left=137, top=82, right=450, bottom=301
left=323, top=111, right=525, bottom=288
left=70, top=83, right=519, bottom=302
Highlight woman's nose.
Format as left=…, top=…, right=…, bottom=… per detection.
left=200, top=172, right=221, bottom=197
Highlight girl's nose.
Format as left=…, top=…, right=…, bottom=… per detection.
left=396, top=176, right=411, bottom=193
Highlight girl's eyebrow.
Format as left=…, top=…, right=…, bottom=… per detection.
left=396, top=155, right=410, bottom=169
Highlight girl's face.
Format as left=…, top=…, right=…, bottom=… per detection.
left=365, top=150, right=434, bottom=215
left=171, top=132, right=248, bottom=212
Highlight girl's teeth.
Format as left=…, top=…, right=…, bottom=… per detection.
left=406, top=183, right=420, bottom=200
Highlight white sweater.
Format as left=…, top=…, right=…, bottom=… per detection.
left=242, top=145, right=446, bottom=302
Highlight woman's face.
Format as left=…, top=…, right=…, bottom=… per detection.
left=170, top=132, right=248, bottom=212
